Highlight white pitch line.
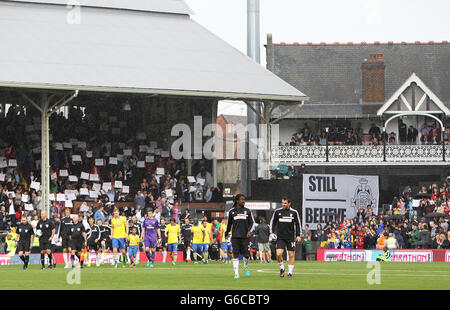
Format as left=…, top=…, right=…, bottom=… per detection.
left=256, top=270, right=450, bottom=277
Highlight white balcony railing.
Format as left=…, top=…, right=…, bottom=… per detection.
left=271, top=145, right=449, bottom=165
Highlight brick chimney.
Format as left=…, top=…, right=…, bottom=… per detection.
left=361, top=53, right=385, bottom=102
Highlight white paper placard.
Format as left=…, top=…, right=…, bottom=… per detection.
left=187, top=176, right=196, bottom=183
left=51, top=173, right=57, bottom=180
left=24, top=203, right=34, bottom=211
left=95, top=158, right=104, bottom=166
left=72, top=155, right=82, bottom=162
left=55, top=143, right=63, bottom=151
left=136, top=132, right=146, bottom=140
left=30, top=181, right=41, bottom=191
left=77, top=141, right=87, bottom=149
left=67, top=193, right=77, bottom=201
left=109, top=157, right=118, bottom=165
left=139, top=145, right=148, bottom=153
left=123, top=149, right=132, bottom=156
left=80, top=188, right=89, bottom=196
left=165, top=189, right=173, bottom=197
left=154, top=149, right=161, bottom=155
left=33, top=147, right=41, bottom=154
left=63, top=142, right=72, bottom=149
left=197, top=178, right=205, bottom=186
left=147, top=146, right=155, bottom=154
left=150, top=141, right=158, bottom=148
left=0, top=160, right=6, bottom=169
left=86, top=151, right=93, bottom=158
left=92, top=183, right=101, bottom=192
left=161, top=151, right=170, bottom=158
left=137, top=161, right=145, bottom=168
left=117, top=154, right=124, bottom=161
left=122, top=186, right=130, bottom=194
left=8, top=159, right=17, bottom=167
left=156, top=168, right=164, bottom=175
left=80, top=172, right=89, bottom=180
left=59, top=169, right=68, bottom=177
left=57, top=194, right=66, bottom=201
left=155, top=175, right=161, bottom=184
left=114, top=181, right=123, bottom=188
left=0, top=174, right=4, bottom=182
left=80, top=203, right=89, bottom=212
left=49, top=194, right=55, bottom=201
left=102, top=182, right=112, bottom=191
left=89, top=174, right=99, bottom=181
left=68, top=175, right=78, bottom=182
left=21, top=194, right=29, bottom=203
left=145, top=156, right=154, bottom=163
left=189, top=186, right=196, bottom=193
left=89, top=191, right=98, bottom=198
left=65, top=200, right=73, bottom=208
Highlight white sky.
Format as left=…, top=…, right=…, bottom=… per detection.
left=185, top=0, right=450, bottom=115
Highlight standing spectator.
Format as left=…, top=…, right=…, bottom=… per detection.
left=255, top=217, right=271, bottom=263
left=171, top=200, right=181, bottom=224
left=398, top=119, right=407, bottom=144
left=407, top=125, right=418, bottom=144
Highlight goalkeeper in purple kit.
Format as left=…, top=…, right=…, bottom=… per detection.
left=142, top=210, right=161, bottom=268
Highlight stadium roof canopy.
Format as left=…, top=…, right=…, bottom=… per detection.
left=0, top=0, right=308, bottom=103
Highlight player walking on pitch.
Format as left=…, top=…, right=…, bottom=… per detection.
left=111, top=208, right=129, bottom=268
left=142, top=210, right=161, bottom=268
left=16, top=215, right=34, bottom=270
left=269, top=197, right=302, bottom=278
left=225, top=194, right=255, bottom=279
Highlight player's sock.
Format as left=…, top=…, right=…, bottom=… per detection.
left=48, top=253, right=53, bottom=266
left=113, top=252, right=118, bottom=264
left=162, top=251, right=167, bottom=263
left=63, top=252, right=68, bottom=266
left=71, top=254, right=75, bottom=266
left=19, top=255, right=25, bottom=263
left=232, top=258, right=239, bottom=275
left=278, top=261, right=285, bottom=271
left=97, top=253, right=102, bottom=265
left=40, top=253, right=45, bottom=267
left=136, top=252, right=140, bottom=264
left=173, top=253, right=177, bottom=263
left=288, top=265, right=294, bottom=275
left=186, top=249, right=191, bottom=261
left=243, top=256, right=249, bottom=269
left=224, top=250, right=228, bottom=262
left=25, top=255, right=29, bottom=267
left=151, top=251, right=156, bottom=264
left=145, top=251, right=151, bottom=262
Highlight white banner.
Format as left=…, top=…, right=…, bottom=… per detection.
left=323, top=250, right=372, bottom=262
left=391, top=250, right=433, bottom=262
left=302, top=174, right=379, bottom=229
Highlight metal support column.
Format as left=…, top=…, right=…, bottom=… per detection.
left=443, top=127, right=446, bottom=162
left=212, top=100, right=218, bottom=187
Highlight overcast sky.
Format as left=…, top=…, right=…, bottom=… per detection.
left=184, top=0, right=450, bottom=115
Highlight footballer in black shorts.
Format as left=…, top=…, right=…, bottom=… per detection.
left=225, top=194, right=255, bottom=279
left=60, top=208, right=74, bottom=268
left=269, top=198, right=302, bottom=278
left=16, top=215, right=34, bottom=270
left=36, top=211, right=56, bottom=269
left=69, top=215, right=87, bottom=268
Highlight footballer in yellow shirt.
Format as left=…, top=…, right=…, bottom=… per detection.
left=165, top=219, right=181, bottom=264
left=191, top=221, right=204, bottom=263
left=111, top=209, right=129, bottom=267
left=128, top=227, right=140, bottom=267
left=201, top=220, right=213, bottom=263
left=219, top=218, right=232, bottom=263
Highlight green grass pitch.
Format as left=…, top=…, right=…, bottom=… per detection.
left=1, top=261, right=449, bottom=290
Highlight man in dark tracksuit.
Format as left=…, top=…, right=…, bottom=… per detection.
left=225, top=194, right=255, bottom=279
left=269, top=197, right=302, bottom=278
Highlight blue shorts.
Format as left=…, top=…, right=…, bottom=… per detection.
left=112, top=238, right=126, bottom=250
left=202, top=244, right=209, bottom=253
left=129, top=245, right=138, bottom=258
left=168, top=243, right=178, bottom=252
left=193, top=243, right=203, bottom=252
left=221, top=242, right=232, bottom=251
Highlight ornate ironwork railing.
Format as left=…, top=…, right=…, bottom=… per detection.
left=271, top=144, right=449, bottom=164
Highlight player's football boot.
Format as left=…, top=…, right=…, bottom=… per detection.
left=146, top=263, right=150, bottom=267
left=48, top=264, right=53, bottom=269
left=244, top=267, right=250, bottom=277
left=280, top=269, right=285, bottom=277
left=150, top=263, right=154, bottom=268
left=287, top=273, right=292, bottom=278
left=234, top=274, right=240, bottom=279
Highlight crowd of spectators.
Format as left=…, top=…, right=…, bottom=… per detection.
left=0, top=103, right=222, bottom=235
left=281, top=121, right=445, bottom=146
left=311, top=182, right=450, bottom=250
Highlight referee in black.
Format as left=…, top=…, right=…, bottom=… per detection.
left=69, top=214, right=87, bottom=268
left=16, top=215, right=34, bottom=270
left=37, top=211, right=55, bottom=269
left=269, top=197, right=302, bottom=278
left=225, top=194, right=255, bottom=279
left=60, top=208, right=74, bottom=268
left=181, top=217, right=193, bottom=262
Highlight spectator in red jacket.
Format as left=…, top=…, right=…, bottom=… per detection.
left=355, top=236, right=364, bottom=249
